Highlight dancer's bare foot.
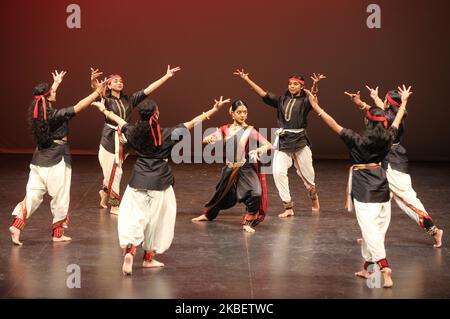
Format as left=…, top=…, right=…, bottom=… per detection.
left=99, top=190, right=108, bottom=208
left=433, top=229, right=443, bottom=248
left=311, top=198, right=320, bottom=212
left=278, top=209, right=294, bottom=218
left=191, top=214, right=208, bottom=222
left=243, top=225, right=255, bottom=233
left=142, top=259, right=165, bottom=268
left=354, top=269, right=371, bottom=279
left=52, top=235, right=72, bottom=242
left=381, top=267, right=393, bottom=288
left=9, top=226, right=23, bottom=246
left=110, top=206, right=119, bottom=215
left=122, top=253, right=133, bottom=275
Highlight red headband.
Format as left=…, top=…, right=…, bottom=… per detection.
left=33, top=88, right=52, bottom=121
left=288, top=77, right=305, bottom=85
left=366, top=110, right=388, bottom=128
left=385, top=94, right=401, bottom=107
left=107, top=75, right=123, bottom=85
left=102, top=75, right=123, bottom=98
left=148, top=106, right=162, bottom=146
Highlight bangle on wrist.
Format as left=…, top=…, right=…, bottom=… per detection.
left=203, top=112, right=210, bottom=120
left=317, top=109, right=325, bottom=117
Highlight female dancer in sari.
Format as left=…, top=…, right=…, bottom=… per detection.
left=192, top=100, right=272, bottom=233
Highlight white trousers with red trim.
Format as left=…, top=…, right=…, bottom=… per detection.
left=386, top=164, right=430, bottom=228
left=12, top=158, right=71, bottom=225
left=354, top=199, right=391, bottom=262
left=98, top=145, right=123, bottom=200
left=118, top=185, right=177, bottom=254
left=272, top=146, right=316, bottom=204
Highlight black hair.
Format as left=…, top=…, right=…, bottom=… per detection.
left=361, top=107, right=392, bottom=152
left=33, top=82, right=50, bottom=95
left=386, top=90, right=401, bottom=109
left=128, top=98, right=160, bottom=151
left=286, top=75, right=306, bottom=97
left=231, top=100, right=248, bottom=111
left=137, top=98, right=158, bottom=121
left=29, top=83, right=52, bottom=149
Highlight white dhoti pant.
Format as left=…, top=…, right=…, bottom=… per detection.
left=118, top=185, right=177, bottom=254
left=386, top=164, right=431, bottom=228
left=354, top=199, right=391, bottom=262
left=12, top=158, right=72, bottom=225
left=98, top=145, right=123, bottom=201
left=272, top=146, right=316, bottom=204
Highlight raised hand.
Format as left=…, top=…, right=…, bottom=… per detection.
left=166, top=65, right=181, bottom=77
left=311, top=73, right=326, bottom=83
left=233, top=68, right=249, bottom=80
left=214, top=96, right=231, bottom=109
left=90, top=67, right=103, bottom=82
left=52, top=70, right=67, bottom=84
left=344, top=91, right=362, bottom=105
left=398, top=85, right=413, bottom=103
left=90, top=67, right=103, bottom=89
left=93, top=76, right=108, bottom=92
left=391, top=85, right=412, bottom=129
left=365, top=85, right=379, bottom=100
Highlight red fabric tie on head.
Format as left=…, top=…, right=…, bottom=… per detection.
left=288, top=77, right=305, bottom=85
left=366, top=110, right=388, bottom=128
left=33, top=88, right=52, bottom=121
left=107, top=75, right=123, bottom=85
left=386, top=94, right=401, bottom=107
left=103, top=75, right=123, bottom=98
left=148, top=106, right=162, bottom=146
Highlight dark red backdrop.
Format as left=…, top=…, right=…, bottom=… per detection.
left=1, top=0, right=449, bottom=160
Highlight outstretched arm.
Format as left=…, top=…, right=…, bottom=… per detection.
left=305, top=89, right=343, bottom=134
left=51, top=70, right=66, bottom=92
left=365, top=85, right=385, bottom=109
left=73, top=77, right=106, bottom=114
left=233, top=68, right=267, bottom=97
left=143, top=65, right=181, bottom=95
left=92, top=99, right=127, bottom=129
left=391, top=85, right=412, bottom=129
left=344, top=90, right=372, bottom=111
left=48, top=70, right=67, bottom=101
left=184, top=96, right=231, bottom=130
left=310, top=73, right=326, bottom=95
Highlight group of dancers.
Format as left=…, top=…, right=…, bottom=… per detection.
left=8, top=65, right=443, bottom=287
